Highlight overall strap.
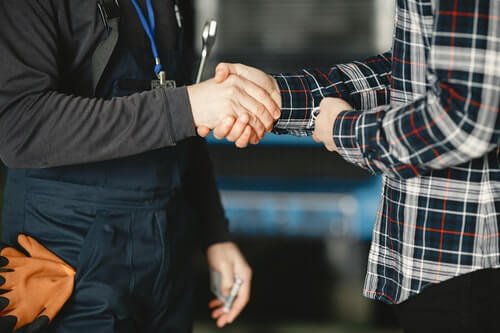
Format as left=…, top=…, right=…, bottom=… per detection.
left=91, top=0, right=121, bottom=94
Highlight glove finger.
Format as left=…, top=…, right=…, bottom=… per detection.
left=24, top=316, right=49, bottom=333
left=0, top=257, right=8, bottom=268
left=0, top=315, right=16, bottom=333
left=0, top=247, right=25, bottom=260
left=17, top=235, right=57, bottom=262
left=18, top=236, right=74, bottom=274
left=0, top=296, right=8, bottom=312
left=0, top=269, right=24, bottom=291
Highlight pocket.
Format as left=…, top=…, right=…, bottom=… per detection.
left=74, top=210, right=132, bottom=286
left=23, top=196, right=97, bottom=269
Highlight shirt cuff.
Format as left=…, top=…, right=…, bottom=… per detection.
left=163, top=87, right=197, bottom=143
left=271, top=73, right=315, bottom=136
left=333, top=110, right=367, bottom=167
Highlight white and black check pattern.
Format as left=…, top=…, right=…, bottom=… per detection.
left=272, top=0, right=500, bottom=304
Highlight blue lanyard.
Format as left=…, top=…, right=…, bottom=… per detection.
left=129, top=0, right=165, bottom=81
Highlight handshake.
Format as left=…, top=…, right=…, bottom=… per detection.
left=187, top=63, right=281, bottom=148
left=187, top=63, right=353, bottom=150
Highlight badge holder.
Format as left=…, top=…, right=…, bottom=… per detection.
left=130, top=0, right=177, bottom=90
left=151, top=71, right=176, bottom=90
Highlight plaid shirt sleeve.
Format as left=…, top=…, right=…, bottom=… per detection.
left=276, top=0, right=500, bottom=178
left=272, top=52, right=392, bottom=136
left=334, top=1, right=500, bottom=178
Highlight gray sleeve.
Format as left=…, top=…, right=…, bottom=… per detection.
left=0, top=1, right=196, bottom=169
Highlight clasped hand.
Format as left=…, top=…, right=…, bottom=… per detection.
left=189, top=63, right=353, bottom=150
left=187, top=65, right=281, bottom=148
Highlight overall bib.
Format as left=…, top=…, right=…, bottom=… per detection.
left=1, top=9, right=196, bottom=332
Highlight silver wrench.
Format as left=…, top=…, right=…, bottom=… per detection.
left=195, top=20, right=218, bottom=84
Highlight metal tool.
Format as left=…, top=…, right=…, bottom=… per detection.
left=210, top=270, right=244, bottom=312
left=195, top=20, right=218, bottom=84
left=222, top=276, right=243, bottom=313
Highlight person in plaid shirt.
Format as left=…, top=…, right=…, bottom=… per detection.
left=200, top=0, right=500, bottom=330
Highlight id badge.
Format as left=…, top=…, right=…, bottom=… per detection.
left=151, top=79, right=176, bottom=90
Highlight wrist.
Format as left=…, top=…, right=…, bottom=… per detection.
left=186, top=84, right=198, bottom=126
left=269, top=75, right=282, bottom=110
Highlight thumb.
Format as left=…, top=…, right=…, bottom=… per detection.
left=17, top=235, right=75, bottom=275
left=17, top=235, right=57, bottom=262
left=214, top=63, right=230, bottom=83
left=218, top=263, right=234, bottom=298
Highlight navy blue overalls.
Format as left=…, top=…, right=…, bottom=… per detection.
left=1, top=3, right=196, bottom=332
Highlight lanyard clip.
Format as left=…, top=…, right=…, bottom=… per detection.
left=152, top=71, right=176, bottom=90
left=158, top=71, right=166, bottom=86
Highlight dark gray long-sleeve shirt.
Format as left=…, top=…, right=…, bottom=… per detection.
left=0, top=0, right=229, bottom=248
left=0, top=0, right=196, bottom=169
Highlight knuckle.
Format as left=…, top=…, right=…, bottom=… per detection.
left=251, top=115, right=262, bottom=127
left=257, top=90, right=267, bottom=101
left=256, top=104, right=266, bottom=116
left=228, top=74, right=239, bottom=84
left=228, top=86, right=238, bottom=97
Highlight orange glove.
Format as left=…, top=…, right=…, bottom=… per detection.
left=0, top=234, right=75, bottom=332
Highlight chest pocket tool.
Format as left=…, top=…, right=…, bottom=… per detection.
left=130, top=0, right=176, bottom=89
left=93, top=0, right=121, bottom=94
left=195, top=20, right=218, bottom=84
left=0, top=235, right=75, bottom=333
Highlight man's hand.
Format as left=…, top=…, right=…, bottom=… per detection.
left=312, top=97, right=354, bottom=151
left=206, top=242, right=252, bottom=328
left=214, top=63, right=281, bottom=109
left=188, top=76, right=280, bottom=140
left=197, top=63, right=282, bottom=148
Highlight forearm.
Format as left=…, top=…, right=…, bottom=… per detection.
left=334, top=88, right=499, bottom=178
left=0, top=87, right=196, bottom=168
left=273, top=52, right=392, bottom=136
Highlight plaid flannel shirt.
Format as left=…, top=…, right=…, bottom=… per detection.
left=272, top=0, right=500, bottom=304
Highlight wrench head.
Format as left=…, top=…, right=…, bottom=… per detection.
left=202, top=20, right=218, bottom=53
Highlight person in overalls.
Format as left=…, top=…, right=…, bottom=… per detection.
left=0, top=0, right=280, bottom=332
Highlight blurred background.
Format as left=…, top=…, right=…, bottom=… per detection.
left=0, top=0, right=402, bottom=332
left=190, top=0, right=400, bottom=332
